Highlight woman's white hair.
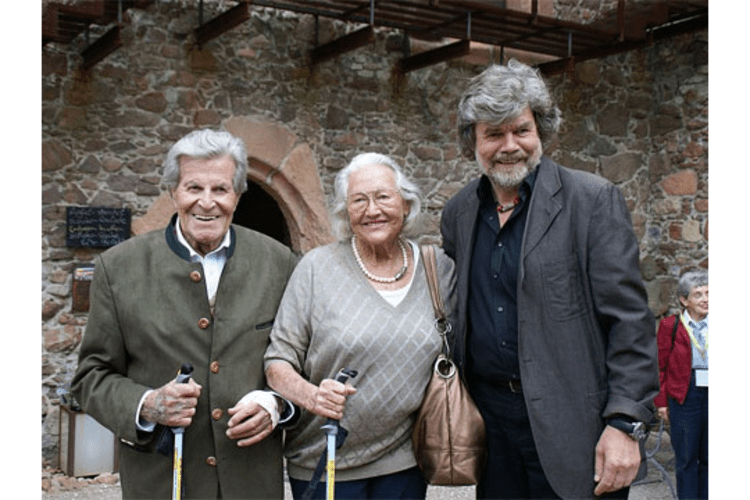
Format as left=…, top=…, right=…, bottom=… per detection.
left=330, top=152, right=422, bottom=240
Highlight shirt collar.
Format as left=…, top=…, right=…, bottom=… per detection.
left=174, top=218, right=232, bottom=260
left=476, top=168, right=538, bottom=206
left=682, top=310, right=708, bottom=328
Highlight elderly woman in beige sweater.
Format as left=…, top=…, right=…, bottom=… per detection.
left=264, top=152, right=455, bottom=499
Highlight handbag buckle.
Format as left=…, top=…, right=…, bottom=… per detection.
left=434, top=355, right=457, bottom=379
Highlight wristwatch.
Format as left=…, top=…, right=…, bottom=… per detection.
left=607, top=417, right=648, bottom=441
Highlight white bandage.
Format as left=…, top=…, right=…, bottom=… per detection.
left=238, top=391, right=280, bottom=429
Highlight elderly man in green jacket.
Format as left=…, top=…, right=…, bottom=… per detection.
left=72, top=129, right=298, bottom=499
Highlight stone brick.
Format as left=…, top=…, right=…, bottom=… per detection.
left=43, top=326, right=81, bottom=353
left=57, top=107, right=88, bottom=130
left=189, top=47, right=219, bottom=72
left=574, top=60, right=600, bottom=85
left=324, top=105, right=349, bottom=130
left=102, top=158, right=124, bottom=172
left=42, top=51, right=68, bottom=77
left=108, top=174, right=139, bottom=193
left=78, top=155, right=101, bottom=174
left=648, top=151, right=671, bottom=181
left=414, top=145, right=442, bottom=161
left=42, top=139, right=73, bottom=172
left=597, top=104, right=629, bottom=137
left=42, top=301, right=63, bottom=321
left=102, top=110, right=161, bottom=128
left=136, top=91, right=168, bottom=113
left=680, top=220, right=701, bottom=242
left=661, top=170, right=698, bottom=196
left=193, top=109, right=221, bottom=126
left=650, top=106, right=683, bottom=136
left=601, top=152, right=642, bottom=184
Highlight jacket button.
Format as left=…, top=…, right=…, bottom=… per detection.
left=190, top=270, right=202, bottom=282
left=198, top=317, right=210, bottom=329
left=210, top=361, right=220, bottom=374
left=212, top=408, right=224, bottom=421
left=205, top=456, right=217, bottom=467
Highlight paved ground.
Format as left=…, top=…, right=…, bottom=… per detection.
left=42, top=430, right=676, bottom=500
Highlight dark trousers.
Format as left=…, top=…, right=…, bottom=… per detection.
left=471, top=379, right=629, bottom=500
left=669, top=371, right=709, bottom=500
left=289, top=467, right=427, bottom=500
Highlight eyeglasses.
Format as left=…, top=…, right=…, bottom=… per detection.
left=347, top=189, right=402, bottom=213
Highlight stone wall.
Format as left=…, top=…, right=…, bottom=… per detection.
left=41, top=1, right=708, bottom=465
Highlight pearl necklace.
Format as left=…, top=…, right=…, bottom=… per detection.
left=351, top=235, right=408, bottom=283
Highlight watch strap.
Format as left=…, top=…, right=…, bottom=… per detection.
left=607, top=417, right=647, bottom=440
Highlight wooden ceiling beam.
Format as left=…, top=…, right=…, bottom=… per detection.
left=396, top=39, right=470, bottom=74
left=80, top=25, right=122, bottom=71
left=195, top=1, right=250, bottom=47
left=310, top=26, right=375, bottom=66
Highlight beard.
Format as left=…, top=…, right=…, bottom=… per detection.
left=478, top=143, right=543, bottom=189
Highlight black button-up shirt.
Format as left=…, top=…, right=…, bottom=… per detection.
left=467, top=172, right=536, bottom=382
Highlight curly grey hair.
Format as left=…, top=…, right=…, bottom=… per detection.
left=330, top=153, right=421, bottom=241
left=457, top=59, right=562, bottom=159
left=162, top=129, right=248, bottom=194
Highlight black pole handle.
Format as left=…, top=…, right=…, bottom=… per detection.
left=333, top=368, right=358, bottom=384
left=175, top=363, right=193, bottom=384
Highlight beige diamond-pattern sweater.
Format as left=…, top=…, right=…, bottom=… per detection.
left=264, top=240, right=455, bottom=482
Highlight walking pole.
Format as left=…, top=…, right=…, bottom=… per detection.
left=300, top=368, right=357, bottom=500
left=321, top=368, right=357, bottom=500
left=172, top=363, right=193, bottom=500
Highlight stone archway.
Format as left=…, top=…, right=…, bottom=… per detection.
left=131, top=116, right=334, bottom=254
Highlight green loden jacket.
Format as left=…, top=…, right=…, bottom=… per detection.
left=71, top=216, right=298, bottom=499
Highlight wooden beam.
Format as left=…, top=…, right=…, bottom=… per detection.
left=195, top=1, right=250, bottom=47
left=310, top=26, right=375, bottom=66
left=396, top=39, right=470, bottom=74
left=536, top=56, right=574, bottom=76
left=80, top=25, right=122, bottom=70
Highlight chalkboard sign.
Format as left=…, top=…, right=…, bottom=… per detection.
left=66, top=207, right=131, bottom=248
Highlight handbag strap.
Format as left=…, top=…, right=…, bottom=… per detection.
left=420, top=244, right=452, bottom=355
left=663, top=314, right=680, bottom=373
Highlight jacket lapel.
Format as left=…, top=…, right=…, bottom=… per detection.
left=457, top=182, right=481, bottom=282
left=521, top=159, right=562, bottom=270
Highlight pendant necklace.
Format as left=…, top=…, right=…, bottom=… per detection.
left=496, top=196, right=520, bottom=213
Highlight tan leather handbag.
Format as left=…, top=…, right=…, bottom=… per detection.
left=412, top=244, right=487, bottom=486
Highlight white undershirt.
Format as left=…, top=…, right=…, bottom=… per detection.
left=377, top=240, right=420, bottom=306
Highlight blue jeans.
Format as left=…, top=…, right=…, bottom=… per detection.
left=289, top=467, right=427, bottom=500
left=669, top=371, right=709, bottom=499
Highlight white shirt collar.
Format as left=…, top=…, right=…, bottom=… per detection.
left=174, top=219, right=232, bottom=260
left=682, top=309, right=708, bottom=327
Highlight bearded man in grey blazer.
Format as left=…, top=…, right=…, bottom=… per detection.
left=72, top=129, right=298, bottom=499
left=440, top=60, right=658, bottom=499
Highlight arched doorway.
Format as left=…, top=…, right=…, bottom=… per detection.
left=233, top=181, right=291, bottom=247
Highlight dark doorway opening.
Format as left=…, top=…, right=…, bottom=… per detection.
left=233, top=181, right=291, bottom=248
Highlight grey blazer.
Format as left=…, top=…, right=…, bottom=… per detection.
left=441, top=157, right=658, bottom=499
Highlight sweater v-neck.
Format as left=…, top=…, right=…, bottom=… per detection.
left=343, top=239, right=421, bottom=310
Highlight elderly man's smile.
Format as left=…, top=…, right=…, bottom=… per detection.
left=171, top=154, right=240, bottom=256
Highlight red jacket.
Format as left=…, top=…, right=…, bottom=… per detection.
left=654, top=314, right=694, bottom=407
